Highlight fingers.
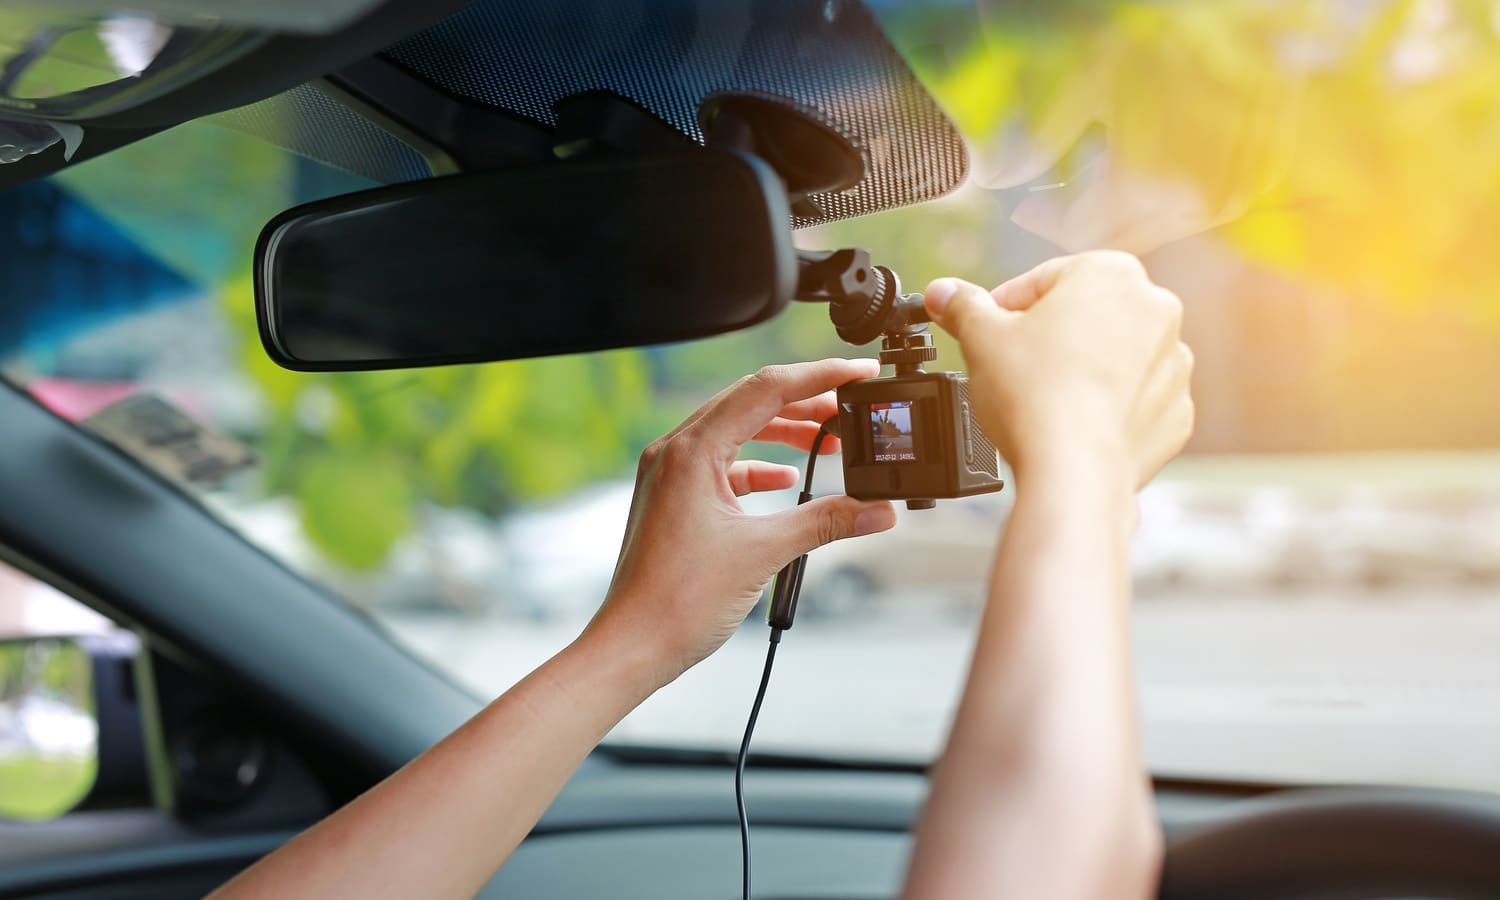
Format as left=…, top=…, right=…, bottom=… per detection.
left=923, top=278, right=1014, bottom=344
left=988, top=255, right=1079, bottom=311
left=1136, top=391, right=1196, bottom=488
left=954, top=250, right=1147, bottom=314
left=691, top=358, right=879, bottom=451
left=752, top=417, right=842, bottom=454
left=1133, top=338, right=1194, bottom=419
left=1130, top=341, right=1196, bottom=488
left=751, top=390, right=844, bottom=451
left=727, top=460, right=800, bottom=496
left=775, top=390, right=840, bottom=423
left=754, top=494, right=897, bottom=559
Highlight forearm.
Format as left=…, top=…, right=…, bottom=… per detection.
left=212, top=622, right=661, bottom=900
left=903, top=446, right=1161, bottom=899
left=209, top=358, right=900, bottom=900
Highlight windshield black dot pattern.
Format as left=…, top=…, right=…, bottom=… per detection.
left=382, top=0, right=968, bottom=228
left=210, top=82, right=432, bottom=184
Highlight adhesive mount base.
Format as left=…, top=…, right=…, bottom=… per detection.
left=699, top=92, right=866, bottom=219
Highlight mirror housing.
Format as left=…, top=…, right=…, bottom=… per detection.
left=254, top=149, right=797, bottom=371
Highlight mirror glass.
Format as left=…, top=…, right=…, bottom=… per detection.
left=0, top=638, right=96, bottom=821
left=256, top=150, right=796, bottom=371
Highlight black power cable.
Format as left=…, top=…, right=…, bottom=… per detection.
left=736, top=422, right=834, bottom=900
left=736, top=630, right=780, bottom=900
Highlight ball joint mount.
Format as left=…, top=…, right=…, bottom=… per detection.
left=793, top=247, right=937, bottom=375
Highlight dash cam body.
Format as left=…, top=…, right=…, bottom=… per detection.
left=837, top=370, right=1004, bottom=507
left=794, top=247, right=1005, bottom=509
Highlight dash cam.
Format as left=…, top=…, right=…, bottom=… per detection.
left=794, top=248, right=1005, bottom=510
left=837, top=370, right=1002, bottom=509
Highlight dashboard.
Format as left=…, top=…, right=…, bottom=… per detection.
left=479, top=765, right=1240, bottom=900
left=23, top=751, right=1500, bottom=899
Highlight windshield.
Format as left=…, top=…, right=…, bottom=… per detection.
left=5, top=0, right=1500, bottom=791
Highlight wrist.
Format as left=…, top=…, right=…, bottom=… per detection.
left=1011, top=426, right=1131, bottom=494
left=1009, top=428, right=1136, bottom=541
left=572, top=608, right=677, bottom=700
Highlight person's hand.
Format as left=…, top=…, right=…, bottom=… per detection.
left=924, top=251, right=1193, bottom=489
left=586, top=359, right=898, bottom=687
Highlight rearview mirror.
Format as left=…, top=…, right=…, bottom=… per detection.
left=255, top=150, right=797, bottom=371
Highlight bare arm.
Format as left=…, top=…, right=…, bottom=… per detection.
left=903, top=254, right=1194, bottom=899
left=211, top=359, right=897, bottom=900
left=904, top=446, right=1156, bottom=898
left=212, top=628, right=659, bottom=900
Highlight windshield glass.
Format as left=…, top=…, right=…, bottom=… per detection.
left=5, top=0, right=1500, bottom=790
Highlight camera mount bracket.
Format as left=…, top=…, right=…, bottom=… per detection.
left=880, top=330, right=936, bottom=376
left=804, top=248, right=1003, bottom=512
left=792, top=246, right=935, bottom=365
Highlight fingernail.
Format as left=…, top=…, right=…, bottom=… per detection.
left=853, top=505, right=893, bottom=537
left=925, top=278, right=960, bottom=316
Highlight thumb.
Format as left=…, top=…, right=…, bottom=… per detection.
left=757, top=494, right=897, bottom=561
left=924, top=277, right=1013, bottom=345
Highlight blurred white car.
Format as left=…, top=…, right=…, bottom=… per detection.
left=498, top=481, right=634, bottom=621
left=1131, top=474, right=1500, bottom=596
left=1130, top=482, right=1297, bottom=596
left=500, top=477, right=833, bottom=622
left=1296, top=493, right=1500, bottom=589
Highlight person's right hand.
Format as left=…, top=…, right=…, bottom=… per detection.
left=923, top=251, right=1193, bottom=488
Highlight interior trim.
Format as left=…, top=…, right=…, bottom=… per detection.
left=0, top=381, right=481, bottom=779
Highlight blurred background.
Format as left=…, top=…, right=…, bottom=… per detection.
left=5, top=0, right=1500, bottom=821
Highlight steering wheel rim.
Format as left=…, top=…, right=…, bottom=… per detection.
left=1160, top=787, right=1500, bottom=900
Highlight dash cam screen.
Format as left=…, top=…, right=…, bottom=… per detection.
left=870, top=401, right=917, bottom=462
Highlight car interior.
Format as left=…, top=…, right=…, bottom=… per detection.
left=5, top=0, right=1500, bottom=898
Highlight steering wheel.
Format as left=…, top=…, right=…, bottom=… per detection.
left=1160, top=787, right=1500, bottom=899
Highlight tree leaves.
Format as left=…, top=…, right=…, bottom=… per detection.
left=220, top=272, right=669, bottom=570
left=910, top=0, right=1500, bottom=320
left=295, top=450, right=412, bottom=570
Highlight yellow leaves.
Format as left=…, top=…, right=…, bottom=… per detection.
left=1245, top=14, right=1500, bottom=308
left=1222, top=199, right=1308, bottom=271
left=939, top=49, right=1021, bottom=142
left=923, top=0, right=1500, bottom=319
left=462, top=366, right=528, bottom=444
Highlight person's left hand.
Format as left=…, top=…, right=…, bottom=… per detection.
left=587, top=359, right=898, bottom=687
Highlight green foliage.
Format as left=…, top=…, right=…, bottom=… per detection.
left=0, top=755, right=97, bottom=822
left=0, top=640, right=91, bottom=707
left=0, top=641, right=96, bottom=821
left=222, top=274, right=670, bottom=569
left=296, top=451, right=413, bottom=570
left=56, top=125, right=292, bottom=285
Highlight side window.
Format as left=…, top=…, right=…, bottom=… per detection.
left=0, top=558, right=123, bottom=821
